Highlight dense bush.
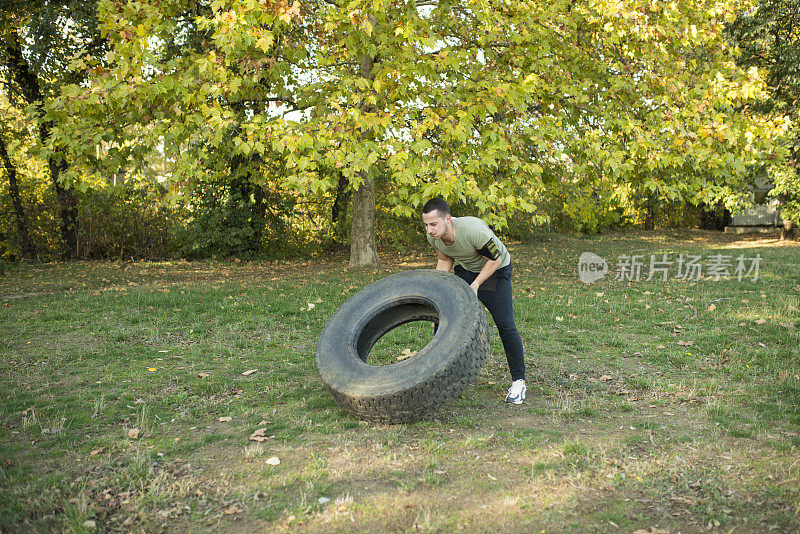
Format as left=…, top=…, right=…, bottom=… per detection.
left=78, top=177, right=186, bottom=259
left=0, top=165, right=58, bottom=262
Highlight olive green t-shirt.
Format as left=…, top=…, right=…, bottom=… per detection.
left=426, top=216, right=511, bottom=273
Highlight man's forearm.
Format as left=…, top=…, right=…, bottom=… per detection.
left=471, top=258, right=502, bottom=291
left=436, top=256, right=454, bottom=272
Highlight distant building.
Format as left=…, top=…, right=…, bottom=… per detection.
left=725, top=176, right=783, bottom=234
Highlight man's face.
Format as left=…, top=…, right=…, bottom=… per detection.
left=422, top=210, right=450, bottom=239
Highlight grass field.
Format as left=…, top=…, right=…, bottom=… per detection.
left=1, top=229, right=798, bottom=533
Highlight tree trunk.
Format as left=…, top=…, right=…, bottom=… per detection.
left=349, top=174, right=379, bottom=267
left=348, top=28, right=380, bottom=267
left=644, top=195, right=656, bottom=231
left=0, top=133, right=37, bottom=259
left=51, top=157, right=78, bottom=258
left=252, top=183, right=265, bottom=251
left=781, top=220, right=796, bottom=241
left=331, top=171, right=351, bottom=248
left=4, top=29, right=78, bottom=259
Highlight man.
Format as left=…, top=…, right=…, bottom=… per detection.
left=421, top=198, right=526, bottom=404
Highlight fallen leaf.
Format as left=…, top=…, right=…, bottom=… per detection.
left=707, top=304, right=716, bottom=312
left=739, top=322, right=746, bottom=327
left=90, top=447, right=105, bottom=456
left=218, top=416, right=232, bottom=422
left=755, top=318, right=766, bottom=325
left=599, top=375, right=613, bottom=382
left=555, top=316, right=564, bottom=322
left=147, top=368, right=156, bottom=372
left=249, top=427, right=274, bottom=442
left=224, top=505, right=243, bottom=515
left=306, top=302, right=315, bottom=310
left=656, top=344, right=666, bottom=349
left=758, top=342, right=767, bottom=348
left=677, top=340, right=694, bottom=346
left=314, top=298, right=322, bottom=303
left=265, top=456, right=280, bottom=465
left=127, top=428, right=140, bottom=439
left=397, top=348, right=417, bottom=361
left=197, top=372, right=210, bottom=378
left=242, top=369, right=258, bottom=376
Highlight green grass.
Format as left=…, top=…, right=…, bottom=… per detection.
left=1, top=229, right=799, bottom=532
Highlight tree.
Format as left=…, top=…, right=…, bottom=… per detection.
left=728, top=0, right=800, bottom=237
left=1, top=1, right=107, bottom=258
left=0, top=102, right=37, bottom=259
left=51, top=0, right=786, bottom=263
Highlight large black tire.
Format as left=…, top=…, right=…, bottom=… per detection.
left=315, top=269, right=490, bottom=423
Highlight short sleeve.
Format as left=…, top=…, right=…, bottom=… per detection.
left=467, top=223, right=493, bottom=249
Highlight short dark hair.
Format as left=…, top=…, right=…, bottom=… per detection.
left=422, top=197, right=450, bottom=216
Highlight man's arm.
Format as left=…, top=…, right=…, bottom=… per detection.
left=435, top=250, right=454, bottom=272
left=469, top=256, right=502, bottom=295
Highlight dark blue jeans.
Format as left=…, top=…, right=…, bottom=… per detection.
left=454, top=264, right=525, bottom=381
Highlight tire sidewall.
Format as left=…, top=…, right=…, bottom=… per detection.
left=316, top=269, right=483, bottom=398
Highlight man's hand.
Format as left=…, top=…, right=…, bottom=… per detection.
left=435, top=251, right=454, bottom=272
left=469, top=257, right=502, bottom=296
left=469, top=281, right=480, bottom=296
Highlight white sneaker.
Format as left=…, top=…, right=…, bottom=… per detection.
left=505, top=379, right=526, bottom=404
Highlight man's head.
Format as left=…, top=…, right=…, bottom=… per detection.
left=422, top=197, right=452, bottom=240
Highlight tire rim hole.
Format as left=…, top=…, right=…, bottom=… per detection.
left=364, top=319, right=437, bottom=366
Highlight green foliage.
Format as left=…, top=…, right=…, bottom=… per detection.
left=729, top=0, right=800, bottom=223
left=179, top=184, right=257, bottom=260
left=768, top=165, right=800, bottom=223
left=0, top=95, right=58, bottom=260
left=44, top=0, right=787, bottom=254
left=0, top=173, right=58, bottom=261
left=558, top=183, right=626, bottom=235
left=1, top=0, right=793, bottom=260
left=78, top=177, right=185, bottom=259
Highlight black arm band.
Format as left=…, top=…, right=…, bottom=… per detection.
left=478, top=239, right=500, bottom=260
